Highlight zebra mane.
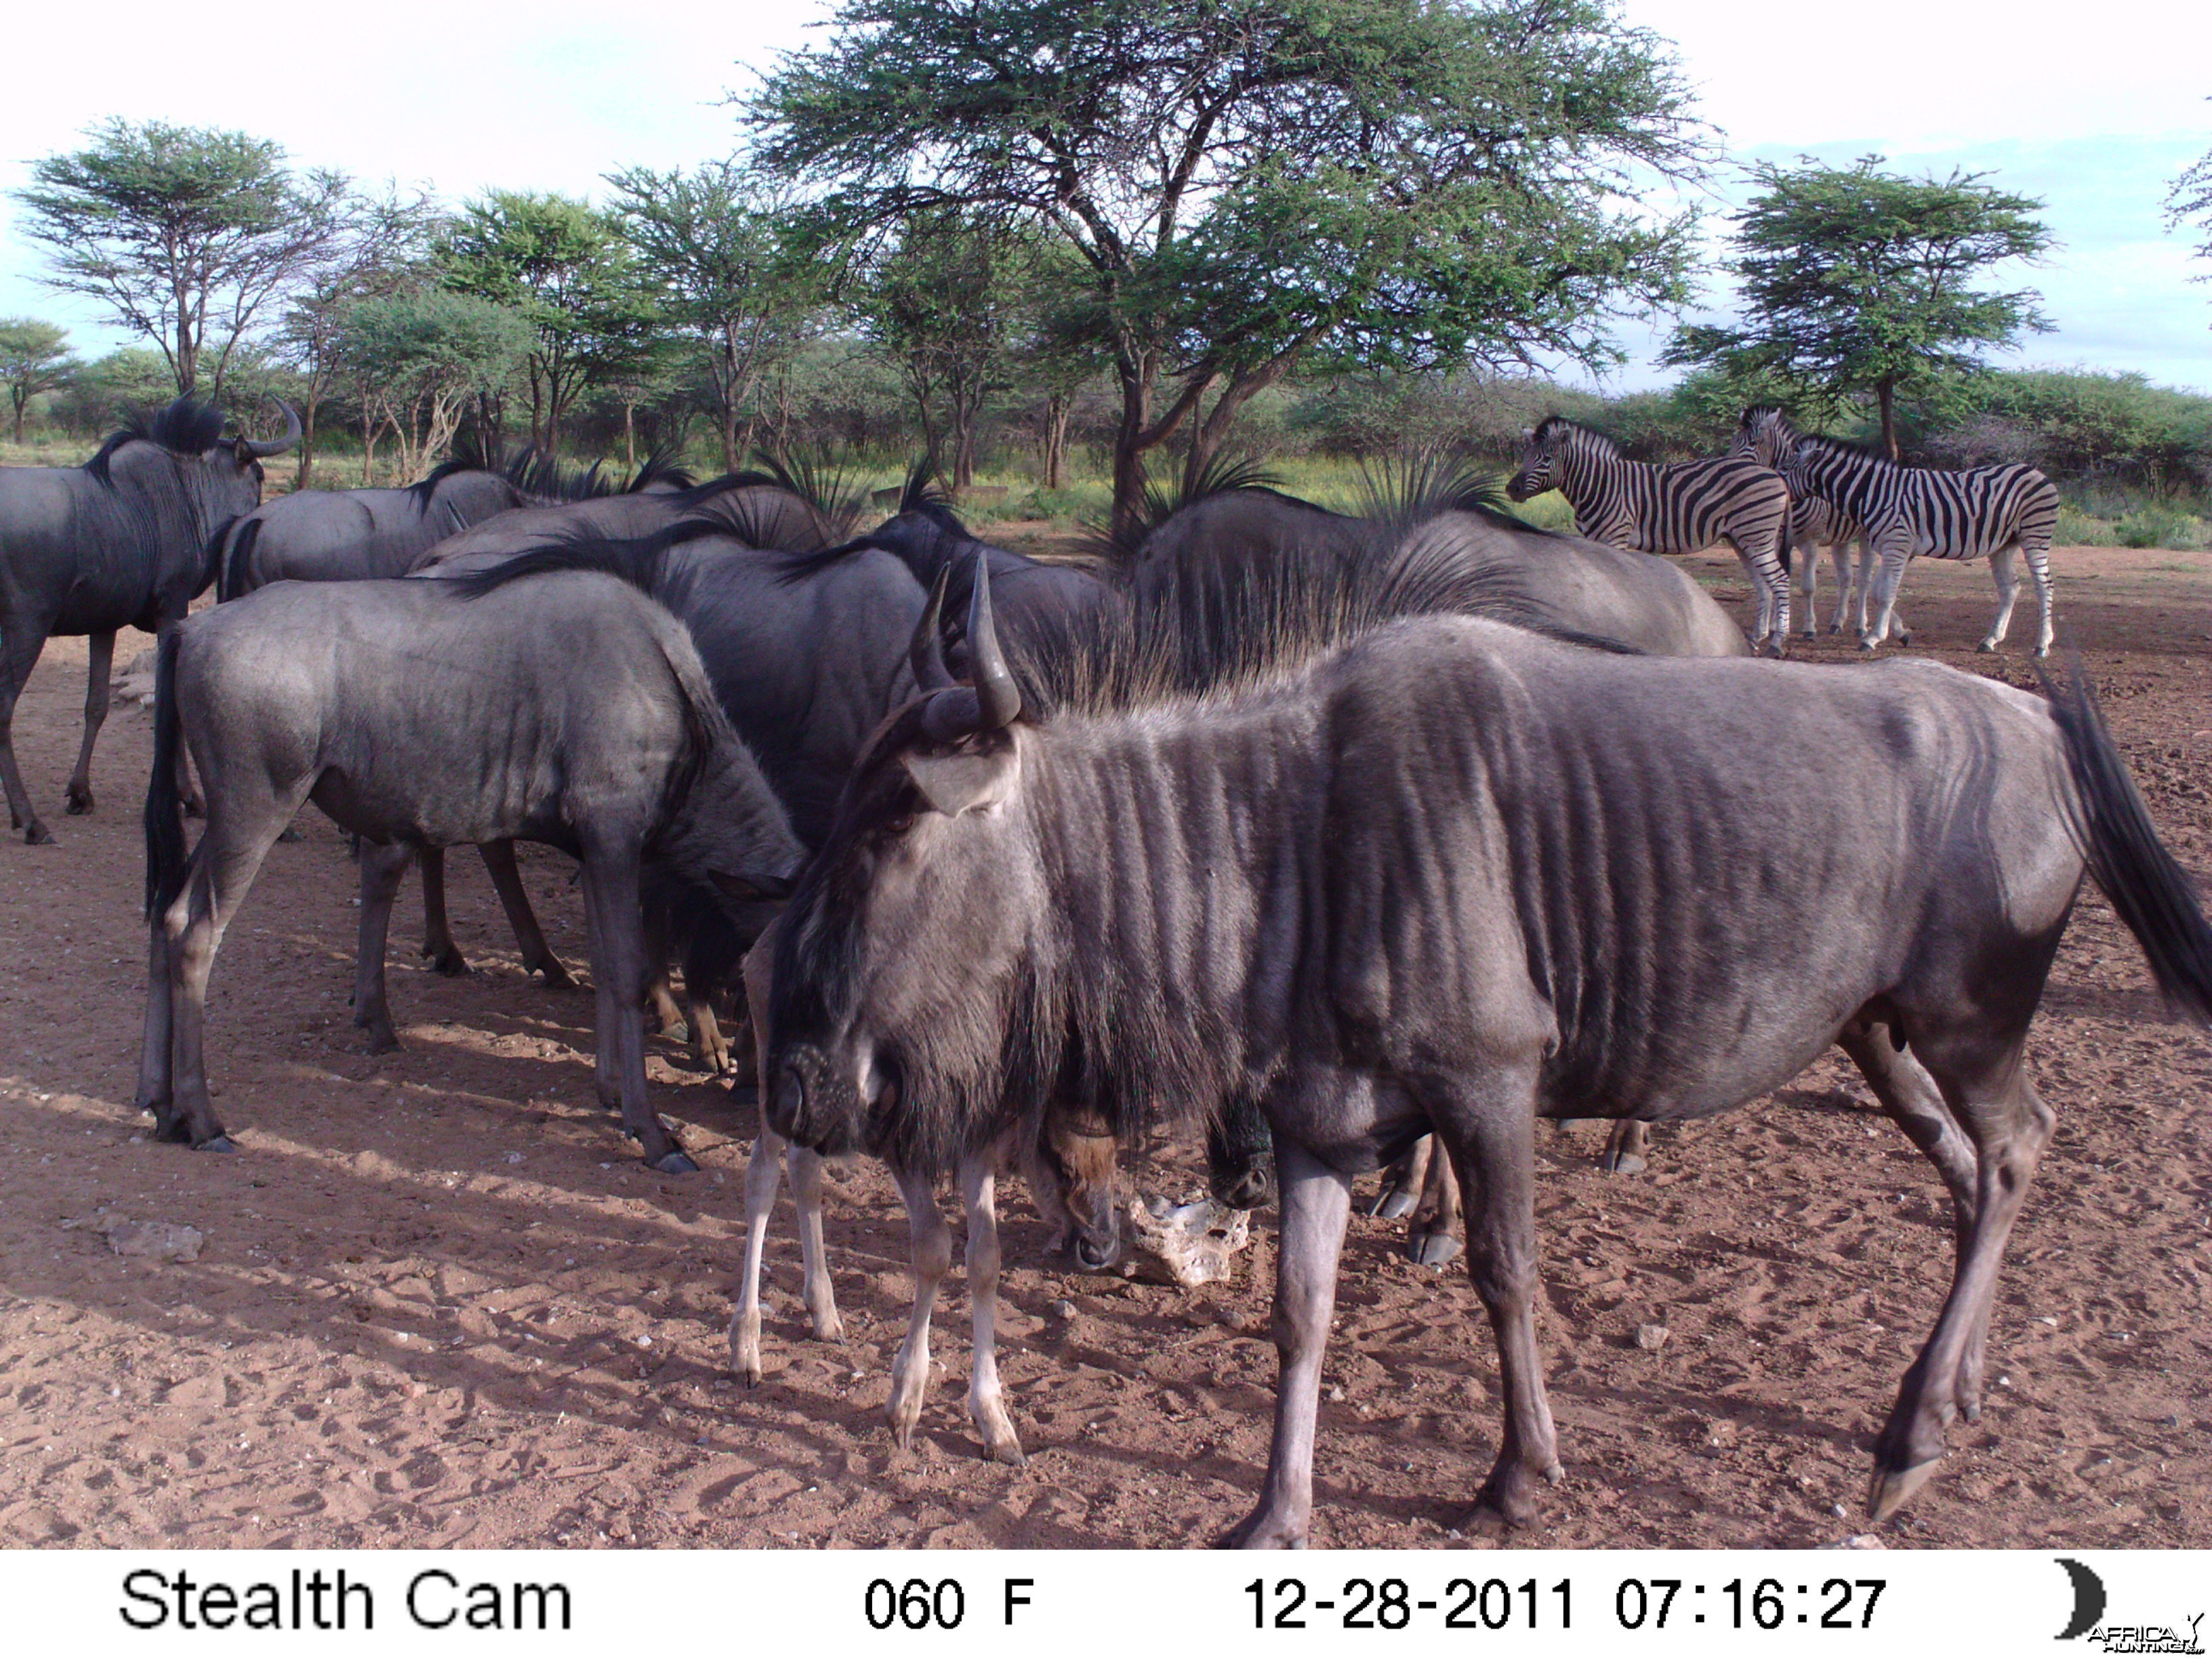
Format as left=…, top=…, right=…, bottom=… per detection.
left=1533, top=414, right=1620, bottom=455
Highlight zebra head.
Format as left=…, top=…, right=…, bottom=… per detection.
left=1733, top=406, right=1801, bottom=474
left=1505, top=417, right=1569, bottom=501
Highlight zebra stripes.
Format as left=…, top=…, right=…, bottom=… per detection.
left=1736, top=407, right=2060, bottom=656
left=1507, top=415, right=1795, bottom=653
left=1788, top=494, right=1908, bottom=643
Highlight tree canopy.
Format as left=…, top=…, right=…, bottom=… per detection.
left=0, top=318, right=81, bottom=445
left=12, top=118, right=351, bottom=398
left=749, top=0, right=1709, bottom=538
left=1665, top=155, right=2052, bottom=459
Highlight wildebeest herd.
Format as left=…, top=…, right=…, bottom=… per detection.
left=3, top=396, right=2205, bottom=1547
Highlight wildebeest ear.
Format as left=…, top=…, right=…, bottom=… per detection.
left=904, top=742, right=1019, bottom=817
left=710, top=869, right=793, bottom=903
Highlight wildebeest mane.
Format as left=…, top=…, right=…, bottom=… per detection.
left=773, top=497, right=977, bottom=586
left=1085, top=451, right=1282, bottom=563
left=1355, top=449, right=1556, bottom=539
left=444, top=517, right=730, bottom=601
left=86, top=398, right=228, bottom=485
left=1010, top=524, right=1635, bottom=721
left=749, top=445, right=869, bottom=539
left=627, top=443, right=697, bottom=493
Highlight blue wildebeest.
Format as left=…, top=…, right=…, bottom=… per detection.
left=0, top=397, right=295, bottom=842
left=134, top=569, right=804, bottom=1171
left=752, top=550, right=2212, bottom=1540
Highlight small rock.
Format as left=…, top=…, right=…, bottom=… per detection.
left=2036, top=1315, right=2059, bottom=1326
left=1837, top=1534, right=1886, bottom=1550
left=1830, top=1502, right=1847, bottom=1519
left=1328, top=1385, right=1347, bottom=1403
left=504, top=1151, right=525, bottom=1165
left=104, top=1219, right=203, bottom=1263
left=1050, top=1299, right=1078, bottom=1319
left=1635, top=1323, right=1671, bottom=1351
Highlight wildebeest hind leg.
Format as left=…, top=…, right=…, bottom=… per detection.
left=1406, top=1142, right=1463, bottom=1266
left=1369, top=1134, right=1429, bottom=1219
left=960, top=1152, right=1025, bottom=1464
left=1600, top=1120, right=1650, bottom=1174
left=787, top=1145, right=843, bottom=1340
left=731, top=1127, right=786, bottom=1385
left=64, top=630, right=114, bottom=815
left=480, top=840, right=569, bottom=985
left=888, top=1166, right=954, bottom=1452
left=160, top=802, right=300, bottom=1149
left=1441, top=1089, right=1562, bottom=1528
left=1867, top=1053, right=2052, bottom=1521
left=580, top=855, right=693, bottom=1172
left=417, top=846, right=468, bottom=976
left=1227, top=1139, right=1352, bottom=1548
left=352, top=842, right=413, bottom=1052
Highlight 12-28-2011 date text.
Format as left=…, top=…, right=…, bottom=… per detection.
left=1243, top=1576, right=1888, bottom=1633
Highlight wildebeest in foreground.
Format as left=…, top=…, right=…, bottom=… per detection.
left=135, top=571, right=804, bottom=1171
left=0, top=397, right=295, bottom=842
left=756, top=568, right=2212, bottom=1542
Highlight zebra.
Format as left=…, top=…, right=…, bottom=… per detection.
left=1789, top=494, right=1907, bottom=644
left=1734, top=407, right=2059, bottom=656
left=1507, top=415, right=1795, bottom=654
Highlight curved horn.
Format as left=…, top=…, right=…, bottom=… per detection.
left=966, top=552, right=1021, bottom=731
left=909, top=564, right=954, bottom=691
left=243, top=398, right=302, bottom=457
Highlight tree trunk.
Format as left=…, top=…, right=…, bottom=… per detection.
left=1042, top=393, right=1069, bottom=491
left=10, top=394, right=24, bottom=447
left=1878, top=380, right=1899, bottom=462
left=296, top=384, right=322, bottom=491
left=624, top=401, right=637, bottom=471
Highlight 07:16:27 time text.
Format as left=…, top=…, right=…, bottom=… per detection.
left=1247, top=1576, right=1571, bottom=1631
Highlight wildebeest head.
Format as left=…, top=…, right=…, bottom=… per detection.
left=1504, top=417, right=1565, bottom=501
left=89, top=398, right=298, bottom=547
left=762, top=556, right=1040, bottom=1166
left=1019, top=1105, right=1122, bottom=1271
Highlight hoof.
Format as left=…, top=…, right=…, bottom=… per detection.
left=1471, top=1473, right=1541, bottom=1529
left=985, top=1437, right=1027, bottom=1468
left=193, top=1134, right=237, bottom=1153
left=1407, top=1231, right=1463, bottom=1269
left=1975, top=639, right=1997, bottom=654
left=648, top=1150, right=699, bottom=1176
left=1865, top=1457, right=1941, bottom=1521
left=24, top=822, right=55, bottom=846
left=276, top=825, right=304, bottom=844
left=534, top=962, right=575, bottom=989
left=1858, top=641, right=1879, bottom=655
left=1373, top=1189, right=1418, bottom=1221
left=423, top=947, right=470, bottom=977
left=1600, top=1153, right=1647, bottom=1176
left=1223, top=1507, right=1306, bottom=1549
left=65, top=791, right=93, bottom=815
left=2032, top=644, right=2050, bottom=660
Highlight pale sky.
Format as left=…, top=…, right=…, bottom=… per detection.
left=2, top=0, right=2208, bottom=391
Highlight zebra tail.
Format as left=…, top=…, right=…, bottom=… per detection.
left=2044, top=661, right=2212, bottom=1029
left=144, top=630, right=188, bottom=922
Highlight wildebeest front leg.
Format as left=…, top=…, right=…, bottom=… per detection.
left=789, top=1143, right=842, bottom=1342
left=64, top=630, right=114, bottom=815
left=353, top=841, right=413, bottom=1052
left=479, top=839, right=570, bottom=985
left=1601, top=1120, right=1649, bottom=1174
left=729, top=1127, right=840, bottom=1383
left=1229, top=1139, right=1352, bottom=1549
left=887, top=1166, right=953, bottom=1452
left=0, top=628, right=52, bottom=842
left=1866, top=1050, right=2053, bottom=1521
left=580, top=857, right=693, bottom=1172
left=417, top=846, right=468, bottom=976
left=961, top=1153, right=1024, bottom=1465
left=132, top=924, right=176, bottom=1129
left=1443, top=1092, right=1563, bottom=1527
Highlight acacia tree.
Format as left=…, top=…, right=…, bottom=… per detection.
left=338, top=289, right=532, bottom=480
left=0, top=319, right=81, bottom=444
left=859, top=211, right=1038, bottom=489
left=605, top=161, right=823, bottom=471
left=276, top=184, right=439, bottom=487
left=750, top=0, right=1707, bottom=544
left=438, top=192, right=655, bottom=450
left=2168, top=120, right=2212, bottom=297
left=1665, top=155, right=2053, bottom=459
left=12, top=119, right=351, bottom=400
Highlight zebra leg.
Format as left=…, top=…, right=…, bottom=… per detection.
left=1793, top=542, right=1820, bottom=637
left=1827, top=541, right=1852, bottom=634
left=2026, top=543, right=2055, bottom=658
left=1862, top=539, right=1912, bottom=651
left=1979, top=546, right=2021, bottom=653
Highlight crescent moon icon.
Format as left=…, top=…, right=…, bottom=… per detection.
left=2055, top=1557, right=2106, bottom=1641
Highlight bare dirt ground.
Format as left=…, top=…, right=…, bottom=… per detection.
left=3, top=543, right=2209, bottom=1551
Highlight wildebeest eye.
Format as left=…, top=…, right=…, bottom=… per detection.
left=879, top=812, right=917, bottom=840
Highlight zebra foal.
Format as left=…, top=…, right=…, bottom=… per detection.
left=1735, top=407, right=2059, bottom=656
left=1507, top=415, right=1795, bottom=654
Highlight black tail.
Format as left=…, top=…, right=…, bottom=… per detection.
left=144, top=630, right=188, bottom=920
left=218, top=516, right=262, bottom=602
left=2045, top=661, right=2212, bottom=1029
